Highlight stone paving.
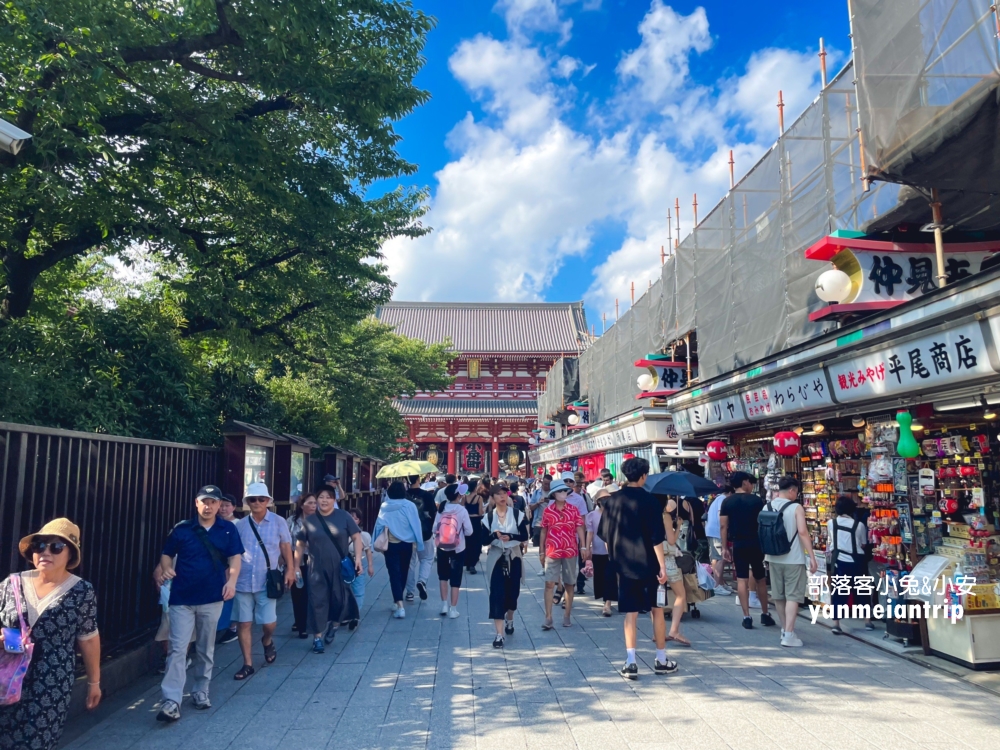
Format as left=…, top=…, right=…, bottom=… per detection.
left=63, top=552, right=1000, bottom=750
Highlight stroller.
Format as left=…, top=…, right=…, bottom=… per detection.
left=670, top=551, right=713, bottom=619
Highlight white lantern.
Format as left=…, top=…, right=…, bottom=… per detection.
left=636, top=372, right=655, bottom=391
left=815, top=268, right=852, bottom=303
left=528, top=437, right=536, bottom=445
left=567, top=414, right=581, bottom=426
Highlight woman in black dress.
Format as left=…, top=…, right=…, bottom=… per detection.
left=0, top=518, right=101, bottom=750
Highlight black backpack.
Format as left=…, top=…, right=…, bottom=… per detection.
left=757, top=501, right=793, bottom=556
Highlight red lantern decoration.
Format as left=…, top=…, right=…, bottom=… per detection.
left=623, top=452, right=636, bottom=461
left=706, top=441, right=728, bottom=461
left=773, top=431, right=801, bottom=457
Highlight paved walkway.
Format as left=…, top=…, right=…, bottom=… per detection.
left=63, top=553, right=1000, bottom=750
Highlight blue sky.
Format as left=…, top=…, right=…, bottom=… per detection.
left=381, top=0, right=851, bottom=325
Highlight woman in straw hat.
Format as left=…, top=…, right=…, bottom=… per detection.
left=0, top=518, right=101, bottom=750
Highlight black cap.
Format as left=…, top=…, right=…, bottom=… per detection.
left=220, top=493, right=237, bottom=504
left=323, top=474, right=339, bottom=482
left=196, top=485, right=224, bottom=501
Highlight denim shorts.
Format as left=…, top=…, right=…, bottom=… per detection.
left=233, top=589, right=277, bottom=625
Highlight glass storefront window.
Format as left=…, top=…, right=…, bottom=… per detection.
left=244, top=445, right=271, bottom=496
left=290, top=451, right=305, bottom=503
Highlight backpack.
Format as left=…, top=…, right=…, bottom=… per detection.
left=829, top=517, right=865, bottom=568
left=757, top=501, right=793, bottom=556
left=436, top=510, right=462, bottom=551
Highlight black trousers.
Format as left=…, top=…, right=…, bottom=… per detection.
left=290, top=555, right=309, bottom=631
left=488, top=555, right=522, bottom=620
left=385, top=542, right=413, bottom=603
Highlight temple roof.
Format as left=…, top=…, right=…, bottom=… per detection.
left=375, top=302, right=590, bottom=354
left=392, top=398, right=538, bottom=417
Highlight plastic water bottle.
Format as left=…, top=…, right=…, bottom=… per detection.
left=295, top=570, right=304, bottom=588
left=656, top=583, right=666, bottom=608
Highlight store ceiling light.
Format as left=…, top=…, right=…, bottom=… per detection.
left=851, top=416, right=866, bottom=428
left=911, top=421, right=925, bottom=431
left=983, top=397, right=997, bottom=421
left=792, top=426, right=805, bottom=435
left=812, top=422, right=825, bottom=433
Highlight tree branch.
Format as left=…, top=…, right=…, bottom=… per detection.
left=177, top=58, right=248, bottom=82
left=233, top=247, right=304, bottom=280
left=237, top=96, right=297, bottom=121
left=120, top=1, right=243, bottom=64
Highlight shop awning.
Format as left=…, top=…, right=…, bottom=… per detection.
left=528, top=408, right=682, bottom=463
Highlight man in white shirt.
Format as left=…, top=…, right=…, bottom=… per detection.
left=764, top=476, right=817, bottom=648
left=704, top=487, right=732, bottom=594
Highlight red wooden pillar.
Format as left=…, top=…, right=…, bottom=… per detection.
left=447, top=438, right=456, bottom=474
left=492, top=437, right=500, bottom=477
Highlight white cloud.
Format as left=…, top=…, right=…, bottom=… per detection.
left=384, top=1, right=824, bottom=328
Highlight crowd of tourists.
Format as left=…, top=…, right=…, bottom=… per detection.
left=0, top=453, right=871, bottom=747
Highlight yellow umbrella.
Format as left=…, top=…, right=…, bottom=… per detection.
left=376, top=460, right=440, bottom=479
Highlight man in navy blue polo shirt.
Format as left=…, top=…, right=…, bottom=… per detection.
left=155, top=485, right=243, bottom=722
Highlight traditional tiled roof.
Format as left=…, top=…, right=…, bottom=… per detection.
left=393, top=399, right=538, bottom=417
left=376, top=302, right=590, bottom=353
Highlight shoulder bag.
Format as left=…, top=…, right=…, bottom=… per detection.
left=316, top=512, right=357, bottom=584
left=0, top=575, right=34, bottom=706
left=248, top=518, right=285, bottom=600
left=189, top=521, right=227, bottom=572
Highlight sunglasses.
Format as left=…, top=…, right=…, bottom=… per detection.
left=31, top=539, right=68, bottom=555
left=246, top=497, right=269, bottom=503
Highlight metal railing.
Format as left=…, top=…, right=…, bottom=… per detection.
left=0, top=422, right=220, bottom=656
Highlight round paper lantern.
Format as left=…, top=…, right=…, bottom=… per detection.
left=706, top=440, right=728, bottom=461
left=895, top=410, right=921, bottom=458
left=567, top=413, right=581, bottom=425
left=773, top=431, right=801, bottom=457
left=698, top=452, right=710, bottom=467
left=623, top=452, right=636, bottom=461
left=528, top=437, right=536, bottom=445
left=637, top=372, right=655, bottom=391
left=815, top=268, right=852, bottom=303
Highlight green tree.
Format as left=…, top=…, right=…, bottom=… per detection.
left=1, top=0, right=433, bottom=361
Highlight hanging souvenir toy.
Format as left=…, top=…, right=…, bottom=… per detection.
left=868, top=448, right=893, bottom=483
left=973, top=434, right=990, bottom=454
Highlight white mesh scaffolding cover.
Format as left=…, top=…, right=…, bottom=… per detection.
left=578, top=60, right=965, bottom=423
left=538, top=357, right=580, bottom=420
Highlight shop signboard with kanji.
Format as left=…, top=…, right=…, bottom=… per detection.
left=680, top=395, right=746, bottom=433
left=853, top=251, right=990, bottom=303
left=828, top=321, right=995, bottom=404
left=739, top=370, right=834, bottom=420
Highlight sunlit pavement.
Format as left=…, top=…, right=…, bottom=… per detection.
left=62, top=553, right=1000, bottom=750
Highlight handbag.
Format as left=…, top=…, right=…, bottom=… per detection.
left=247, top=518, right=285, bottom=600
left=0, top=575, right=34, bottom=706
left=373, top=527, right=389, bottom=553
left=316, top=512, right=357, bottom=585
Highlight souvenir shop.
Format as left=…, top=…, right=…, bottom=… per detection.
left=667, top=280, right=1000, bottom=669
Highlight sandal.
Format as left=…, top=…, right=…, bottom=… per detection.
left=541, top=618, right=554, bottom=631
left=262, top=639, right=277, bottom=664
left=233, top=664, right=255, bottom=681
left=552, top=588, right=564, bottom=605
left=602, top=610, right=613, bottom=617
left=562, top=617, right=572, bottom=628
left=670, top=635, right=692, bottom=647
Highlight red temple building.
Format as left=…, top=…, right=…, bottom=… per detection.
left=376, top=302, right=591, bottom=476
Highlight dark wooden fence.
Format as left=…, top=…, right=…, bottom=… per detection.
left=0, top=422, right=220, bottom=656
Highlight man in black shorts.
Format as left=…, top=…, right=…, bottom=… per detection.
left=720, top=472, right=775, bottom=630
left=599, top=457, right=678, bottom=680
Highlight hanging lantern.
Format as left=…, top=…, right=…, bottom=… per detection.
left=815, top=268, right=852, bottom=303
left=773, top=431, right=801, bottom=457
left=623, top=452, right=636, bottom=461
left=698, top=452, right=710, bottom=467
left=895, top=410, right=921, bottom=459
left=706, top=441, right=728, bottom=461
left=567, top=413, right=581, bottom=426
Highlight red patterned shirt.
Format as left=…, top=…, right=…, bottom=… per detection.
left=541, top=502, right=583, bottom=559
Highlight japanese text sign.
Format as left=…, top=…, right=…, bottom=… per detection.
left=739, top=370, right=833, bottom=420
left=682, top=395, right=746, bottom=433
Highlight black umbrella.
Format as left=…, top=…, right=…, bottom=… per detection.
left=644, top=471, right=719, bottom=497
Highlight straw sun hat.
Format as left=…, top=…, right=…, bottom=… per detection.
left=18, top=518, right=82, bottom=569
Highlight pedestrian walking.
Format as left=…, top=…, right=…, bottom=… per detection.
left=483, top=485, right=529, bottom=647
left=432, top=483, right=474, bottom=618
left=597, top=458, right=677, bottom=679
left=464, top=480, right=485, bottom=574
left=704, top=485, right=733, bottom=595
left=294, top=485, right=362, bottom=652
left=661, top=495, right=692, bottom=647
left=0, top=519, right=101, bottom=749
left=348, top=509, right=374, bottom=620
left=215, top=493, right=240, bottom=644
left=827, top=495, right=874, bottom=634
left=585, top=489, right=617, bottom=617
left=560, top=472, right=590, bottom=596
left=405, top=475, right=437, bottom=602
left=155, top=486, right=243, bottom=721
left=539, top=480, right=587, bottom=630
left=720, top=472, right=775, bottom=629
left=529, top=475, right=551, bottom=552
left=233, top=483, right=295, bottom=679
left=373, top=481, right=425, bottom=619
left=286, top=493, right=317, bottom=639
left=762, top=476, right=817, bottom=647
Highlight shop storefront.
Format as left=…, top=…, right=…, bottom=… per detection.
left=666, top=269, right=1000, bottom=669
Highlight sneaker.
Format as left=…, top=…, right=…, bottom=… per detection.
left=348, top=618, right=359, bottom=631
left=654, top=659, right=678, bottom=675
left=405, top=592, right=415, bottom=602
left=440, top=601, right=450, bottom=616
left=467, top=566, right=477, bottom=575
left=831, top=626, right=844, bottom=635
left=312, top=638, right=325, bottom=654
left=186, top=657, right=193, bottom=669
left=619, top=662, right=638, bottom=680
left=191, top=691, right=211, bottom=710
left=493, top=635, right=504, bottom=649
left=156, top=699, right=181, bottom=722
left=537, top=568, right=546, bottom=576
left=760, top=612, right=776, bottom=627
left=394, top=607, right=406, bottom=619
left=448, top=606, right=460, bottom=619
left=216, top=629, right=238, bottom=645
left=864, top=622, right=876, bottom=631
left=714, top=585, right=732, bottom=596
left=742, top=616, right=753, bottom=630
left=748, top=592, right=762, bottom=609
left=781, top=631, right=804, bottom=648
left=324, top=622, right=337, bottom=644
left=504, top=619, right=514, bottom=635
left=417, top=581, right=428, bottom=600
